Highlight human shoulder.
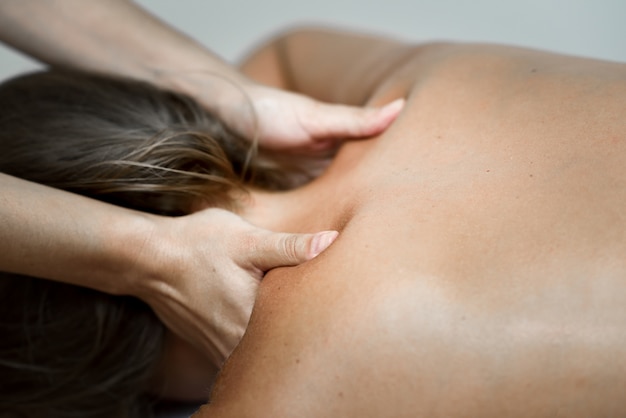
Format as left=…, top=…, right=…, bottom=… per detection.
left=198, top=225, right=464, bottom=417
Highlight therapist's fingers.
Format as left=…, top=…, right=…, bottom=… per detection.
left=245, top=230, right=339, bottom=272
left=238, top=84, right=405, bottom=152
left=303, top=98, right=405, bottom=146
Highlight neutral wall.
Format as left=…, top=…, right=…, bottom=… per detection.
left=0, top=0, right=624, bottom=82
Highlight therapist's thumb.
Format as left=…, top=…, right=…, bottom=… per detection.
left=250, top=230, right=339, bottom=272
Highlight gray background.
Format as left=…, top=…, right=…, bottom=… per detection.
left=0, top=0, right=625, bottom=82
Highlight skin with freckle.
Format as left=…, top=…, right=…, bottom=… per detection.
left=197, top=29, right=626, bottom=417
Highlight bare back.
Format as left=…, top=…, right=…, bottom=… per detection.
left=200, top=42, right=626, bottom=417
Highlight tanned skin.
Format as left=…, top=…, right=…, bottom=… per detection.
left=194, top=27, right=626, bottom=417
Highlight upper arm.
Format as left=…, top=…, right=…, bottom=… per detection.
left=238, top=26, right=419, bottom=105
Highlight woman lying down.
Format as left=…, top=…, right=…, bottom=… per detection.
left=1, top=26, right=625, bottom=417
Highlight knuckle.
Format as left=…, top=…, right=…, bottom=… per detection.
left=280, top=234, right=303, bottom=262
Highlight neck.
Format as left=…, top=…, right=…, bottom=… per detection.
left=229, top=139, right=377, bottom=234
left=235, top=188, right=297, bottom=232
left=236, top=143, right=374, bottom=234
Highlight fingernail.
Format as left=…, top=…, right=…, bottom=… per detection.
left=310, top=230, right=339, bottom=259
left=379, top=98, right=405, bottom=118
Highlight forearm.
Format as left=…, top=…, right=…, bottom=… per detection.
left=0, top=0, right=245, bottom=114
left=0, top=172, right=159, bottom=296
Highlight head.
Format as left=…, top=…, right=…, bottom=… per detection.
left=0, top=70, right=295, bottom=417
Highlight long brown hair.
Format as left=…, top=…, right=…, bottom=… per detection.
left=0, top=70, right=295, bottom=417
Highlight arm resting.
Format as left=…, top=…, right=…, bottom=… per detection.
left=239, top=26, right=418, bottom=105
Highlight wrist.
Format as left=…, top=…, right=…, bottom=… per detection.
left=157, top=67, right=260, bottom=137
left=122, top=214, right=188, bottom=303
left=95, top=211, right=169, bottom=298
left=158, top=63, right=253, bottom=108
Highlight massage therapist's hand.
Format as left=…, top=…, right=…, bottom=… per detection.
left=134, top=208, right=338, bottom=366
left=0, top=1, right=401, bottom=152
left=205, top=83, right=405, bottom=154
left=241, top=85, right=405, bottom=152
